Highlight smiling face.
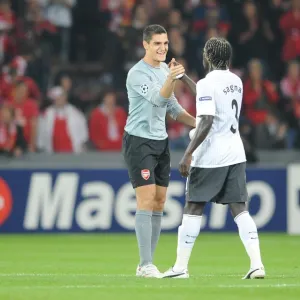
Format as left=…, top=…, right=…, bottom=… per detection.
left=143, top=33, right=169, bottom=64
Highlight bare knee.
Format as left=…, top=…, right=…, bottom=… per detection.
left=153, top=185, right=167, bottom=211
left=183, top=201, right=205, bottom=216
left=229, top=202, right=247, bottom=218
left=135, top=185, right=156, bottom=211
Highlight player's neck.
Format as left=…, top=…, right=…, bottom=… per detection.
left=209, top=66, right=228, bottom=73
left=143, top=56, right=160, bottom=68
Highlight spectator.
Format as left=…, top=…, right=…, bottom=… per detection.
left=255, top=110, right=288, bottom=149
left=168, top=9, right=188, bottom=34
left=191, top=0, right=231, bottom=39
left=150, top=0, right=173, bottom=28
left=167, top=28, right=186, bottom=62
left=120, top=4, right=149, bottom=71
left=101, top=0, right=136, bottom=32
left=243, top=59, right=279, bottom=125
left=0, top=0, right=16, bottom=30
left=259, top=0, right=285, bottom=77
left=0, top=61, right=41, bottom=102
left=0, top=0, right=17, bottom=64
left=0, top=104, right=16, bottom=156
left=7, top=80, right=38, bottom=151
left=280, top=0, right=300, bottom=62
left=280, top=60, right=300, bottom=126
left=44, top=0, right=77, bottom=63
left=0, top=104, right=27, bottom=157
left=54, top=72, right=82, bottom=110
left=89, top=90, right=127, bottom=151
left=232, top=0, right=273, bottom=67
left=9, top=43, right=35, bottom=77
left=38, top=86, right=88, bottom=153
left=239, top=117, right=258, bottom=163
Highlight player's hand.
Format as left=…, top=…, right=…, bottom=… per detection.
left=168, top=58, right=178, bottom=68
left=169, top=63, right=185, bottom=81
left=179, top=153, right=192, bottom=178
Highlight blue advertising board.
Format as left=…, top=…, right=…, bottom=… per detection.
left=0, top=165, right=299, bottom=234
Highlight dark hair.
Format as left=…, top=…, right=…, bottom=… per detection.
left=204, top=37, right=232, bottom=70
left=143, top=24, right=167, bottom=43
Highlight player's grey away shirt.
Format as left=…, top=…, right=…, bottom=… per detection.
left=125, top=60, right=185, bottom=140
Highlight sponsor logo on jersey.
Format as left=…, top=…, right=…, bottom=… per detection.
left=199, top=96, right=212, bottom=101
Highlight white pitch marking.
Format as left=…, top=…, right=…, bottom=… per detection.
left=0, top=284, right=299, bottom=290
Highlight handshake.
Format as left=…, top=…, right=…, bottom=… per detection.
left=168, top=58, right=185, bottom=81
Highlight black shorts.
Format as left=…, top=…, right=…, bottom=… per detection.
left=122, top=131, right=170, bottom=188
left=186, top=162, right=248, bottom=205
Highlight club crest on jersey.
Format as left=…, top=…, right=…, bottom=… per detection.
left=199, top=96, right=212, bottom=101
left=141, top=169, right=150, bottom=180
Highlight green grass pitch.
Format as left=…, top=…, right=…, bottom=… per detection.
left=0, top=233, right=299, bottom=300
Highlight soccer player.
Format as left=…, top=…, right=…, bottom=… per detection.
left=162, top=37, right=266, bottom=279
left=122, top=24, right=197, bottom=278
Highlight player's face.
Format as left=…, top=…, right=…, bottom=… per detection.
left=144, top=33, right=169, bottom=62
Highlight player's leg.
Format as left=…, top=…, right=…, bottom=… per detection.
left=122, top=132, right=160, bottom=277
left=222, top=162, right=265, bottom=279
left=151, top=185, right=166, bottom=261
left=162, top=166, right=226, bottom=278
left=229, top=202, right=265, bottom=279
left=171, top=201, right=206, bottom=276
left=151, top=146, right=170, bottom=262
left=135, top=184, right=156, bottom=268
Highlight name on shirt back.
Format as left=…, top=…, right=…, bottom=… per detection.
left=223, top=85, right=242, bottom=95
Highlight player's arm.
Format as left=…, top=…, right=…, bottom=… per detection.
left=129, top=67, right=184, bottom=107
left=180, top=74, right=197, bottom=96
left=167, top=97, right=196, bottom=127
left=179, top=82, right=215, bottom=177
left=168, top=60, right=196, bottom=96
left=160, top=63, right=185, bottom=98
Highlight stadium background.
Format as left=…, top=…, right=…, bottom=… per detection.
left=0, top=0, right=299, bottom=234
left=0, top=1, right=299, bottom=299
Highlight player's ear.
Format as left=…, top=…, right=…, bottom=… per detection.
left=143, top=40, right=149, bottom=51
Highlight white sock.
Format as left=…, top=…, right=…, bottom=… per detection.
left=173, top=214, right=202, bottom=272
left=234, top=211, right=263, bottom=270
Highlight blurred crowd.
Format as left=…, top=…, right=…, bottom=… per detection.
left=1, top=0, right=300, bottom=162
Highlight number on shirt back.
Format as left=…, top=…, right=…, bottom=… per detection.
left=230, top=99, right=238, bottom=134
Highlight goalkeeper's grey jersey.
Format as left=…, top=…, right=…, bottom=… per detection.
left=124, top=59, right=184, bottom=140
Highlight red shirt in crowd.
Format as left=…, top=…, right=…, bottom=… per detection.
left=89, top=106, right=127, bottom=151
left=9, top=98, right=39, bottom=144
left=0, top=122, right=16, bottom=151
left=0, top=10, right=16, bottom=29
left=243, top=79, right=279, bottom=124
left=280, top=10, right=300, bottom=61
left=0, top=75, right=41, bottom=101
left=52, top=116, right=73, bottom=153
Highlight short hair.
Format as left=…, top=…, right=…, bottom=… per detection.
left=204, top=37, right=232, bottom=70
left=143, top=24, right=167, bottom=43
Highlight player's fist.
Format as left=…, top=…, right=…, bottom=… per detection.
left=168, top=58, right=177, bottom=68
left=169, top=63, right=185, bottom=81
left=168, top=58, right=184, bottom=79
left=179, top=153, right=192, bottom=178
